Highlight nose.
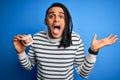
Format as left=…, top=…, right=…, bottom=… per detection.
left=55, top=16, right=59, bottom=22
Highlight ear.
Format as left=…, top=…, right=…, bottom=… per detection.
left=44, top=18, right=47, bottom=25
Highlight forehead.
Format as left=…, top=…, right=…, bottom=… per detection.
left=48, top=7, right=64, bottom=14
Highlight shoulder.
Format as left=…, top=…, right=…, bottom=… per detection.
left=33, top=30, right=46, bottom=36
left=72, top=31, right=81, bottom=40
left=32, top=30, right=47, bottom=39
left=71, top=31, right=84, bottom=45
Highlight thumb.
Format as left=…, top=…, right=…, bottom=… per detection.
left=93, top=34, right=97, bottom=41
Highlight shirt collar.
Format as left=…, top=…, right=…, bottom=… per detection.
left=46, top=30, right=61, bottom=43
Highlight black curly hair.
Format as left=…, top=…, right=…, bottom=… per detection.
left=45, top=3, right=73, bottom=48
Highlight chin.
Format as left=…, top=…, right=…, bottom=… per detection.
left=52, top=34, right=62, bottom=39
left=53, top=35, right=61, bottom=39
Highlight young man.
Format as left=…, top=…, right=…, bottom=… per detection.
left=12, top=3, right=118, bottom=80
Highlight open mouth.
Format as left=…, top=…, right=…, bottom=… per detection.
left=53, top=26, right=60, bottom=34
left=54, top=26, right=60, bottom=30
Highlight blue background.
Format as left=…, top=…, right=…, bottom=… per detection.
left=0, top=0, right=120, bottom=80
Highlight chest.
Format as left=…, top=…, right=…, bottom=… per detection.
left=34, top=43, right=77, bottom=66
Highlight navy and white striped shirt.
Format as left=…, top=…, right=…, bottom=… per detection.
left=18, top=30, right=96, bottom=80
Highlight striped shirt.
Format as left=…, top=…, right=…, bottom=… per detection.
left=18, top=30, right=96, bottom=80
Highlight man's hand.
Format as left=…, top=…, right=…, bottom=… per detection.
left=12, top=35, right=26, bottom=54
left=90, top=34, right=118, bottom=52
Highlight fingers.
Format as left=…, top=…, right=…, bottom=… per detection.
left=111, top=35, right=118, bottom=39
left=12, top=35, right=26, bottom=44
left=111, top=35, right=118, bottom=42
left=107, top=34, right=118, bottom=39
left=13, top=35, right=26, bottom=40
left=106, top=34, right=118, bottom=44
left=107, top=34, right=113, bottom=39
left=107, top=34, right=118, bottom=40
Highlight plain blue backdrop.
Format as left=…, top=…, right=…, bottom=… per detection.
left=0, top=0, right=120, bottom=80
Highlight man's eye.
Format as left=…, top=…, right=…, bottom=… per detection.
left=49, top=15, right=54, bottom=18
left=59, top=15, right=64, bottom=19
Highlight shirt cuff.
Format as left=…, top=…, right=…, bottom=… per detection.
left=86, top=53, right=97, bottom=63
left=18, top=51, right=27, bottom=60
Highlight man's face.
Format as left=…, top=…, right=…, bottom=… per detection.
left=45, top=7, right=65, bottom=39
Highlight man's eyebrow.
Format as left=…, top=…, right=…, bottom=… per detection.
left=48, top=12, right=64, bottom=15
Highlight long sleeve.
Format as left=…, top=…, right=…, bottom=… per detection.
left=76, top=53, right=96, bottom=78
left=18, top=44, right=36, bottom=70
left=74, top=35, right=96, bottom=78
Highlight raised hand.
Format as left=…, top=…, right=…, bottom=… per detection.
left=12, top=35, right=26, bottom=54
left=90, top=34, right=118, bottom=52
